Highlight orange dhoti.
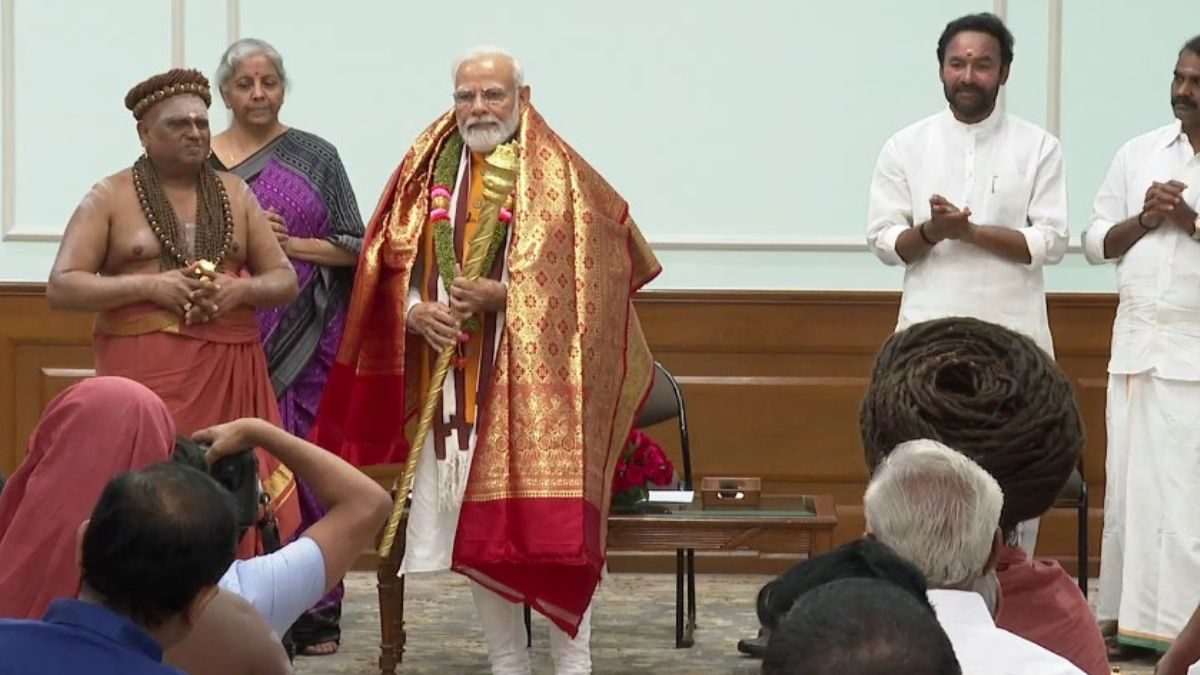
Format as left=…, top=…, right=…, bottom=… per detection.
left=93, top=302, right=300, bottom=557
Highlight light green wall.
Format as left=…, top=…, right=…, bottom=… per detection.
left=0, top=1, right=1192, bottom=291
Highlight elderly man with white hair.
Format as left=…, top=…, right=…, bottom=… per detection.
left=864, top=439, right=1085, bottom=675
left=310, top=46, right=660, bottom=675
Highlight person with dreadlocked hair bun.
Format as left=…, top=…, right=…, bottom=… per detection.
left=46, top=68, right=301, bottom=558
left=858, top=316, right=1110, bottom=675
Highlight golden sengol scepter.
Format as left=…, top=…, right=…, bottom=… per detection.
left=377, top=141, right=520, bottom=558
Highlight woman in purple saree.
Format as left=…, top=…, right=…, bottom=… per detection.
left=210, top=38, right=364, bottom=656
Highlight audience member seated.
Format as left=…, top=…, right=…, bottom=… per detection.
left=859, top=317, right=1108, bottom=675
left=762, top=578, right=962, bottom=675
left=166, top=591, right=292, bottom=675
left=864, top=439, right=1085, bottom=675
left=0, top=462, right=238, bottom=674
left=1157, top=604, right=1200, bottom=675
left=992, top=546, right=1110, bottom=675
left=0, top=377, right=390, bottom=674
left=0, top=378, right=290, bottom=674
left=743, top=538, right=932, bottom=656
left=189, top=417, right=391, bottom=638
left=0, top=377, right=176, bottom=619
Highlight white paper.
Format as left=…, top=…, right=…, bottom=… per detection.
left=646, top=490, right=695, bottom=504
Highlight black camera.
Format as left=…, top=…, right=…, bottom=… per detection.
left=171, top=436, right=261, bottom=536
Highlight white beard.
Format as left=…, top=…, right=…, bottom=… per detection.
left=459, top=104, right=519, bottom=154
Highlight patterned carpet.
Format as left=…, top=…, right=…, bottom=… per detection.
left=293, top=571, right=1159, bottom=674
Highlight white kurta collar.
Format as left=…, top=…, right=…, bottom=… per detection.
left=943, top=106, right=1005, bottom=137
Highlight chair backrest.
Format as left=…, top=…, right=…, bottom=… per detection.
left=633, top=361, right=693, bottom=488
left=636, top=363, right=680, bottom=428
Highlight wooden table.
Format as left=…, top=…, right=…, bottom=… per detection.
left=374, top=494, right=838, bottom=673
left=607, top=494, right=838, bottom=647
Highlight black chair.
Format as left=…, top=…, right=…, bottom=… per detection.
left=524, top=361, right=696, bottom=646
left=1052, top=458, right=1088, bottom=594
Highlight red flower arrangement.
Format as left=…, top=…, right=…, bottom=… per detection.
left=611, top=430, right=676, bottom=510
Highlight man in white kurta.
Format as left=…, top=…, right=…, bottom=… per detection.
left=1083, top=39, right=1200, bottom=653
left=866, top=13, right=1069, bottom=555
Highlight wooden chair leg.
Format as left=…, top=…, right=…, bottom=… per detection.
left=1077, top=492, right=1088, bottom=594
left=685, top=548, right=696, bottom=646
left=377, top=524, right=407, bottom=675
left=674, top=549, right=684, bottom=648
left=524, top=604, right=532, bottom=647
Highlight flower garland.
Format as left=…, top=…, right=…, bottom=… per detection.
left=429, top=131, right=514, bottom=334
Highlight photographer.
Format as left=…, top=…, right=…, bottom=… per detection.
left=192, top=417, right=391, bottom=638
left=0, top=378, right=294, bottom=675
left=0, top=378, right=388, bottom=674
left=0, top=462, right=247, bottom=674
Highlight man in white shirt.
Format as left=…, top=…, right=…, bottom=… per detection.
left=1083, top=35, right=1200, bottom=656
left=192, top=418, right=392, bottom=639
left=864, top=439, right=1085, bottom=675
left=866, top=12, right=1069, bottom=556
left=762, top=578, right=962, bottom=675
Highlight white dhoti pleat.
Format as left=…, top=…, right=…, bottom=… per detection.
left=397, top=415, right=473, bottom=574
left=1097, top=372, right=1132, bottom=623
left=399, top=342, right=478, bottom=574
left=1099, top=372, right=1200, bottom=647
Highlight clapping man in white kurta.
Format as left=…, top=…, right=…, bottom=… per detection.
left=866, top=11, right=1069, bottom=556
left=1083, top=35, right=1200, bottom=659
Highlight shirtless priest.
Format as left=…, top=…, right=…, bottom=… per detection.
left=46, top=68, right=301, bottom=556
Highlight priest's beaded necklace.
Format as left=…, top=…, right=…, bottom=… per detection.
left=131, top=154, right=234, bottom=271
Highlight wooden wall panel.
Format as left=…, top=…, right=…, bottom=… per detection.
left=0, top=285, right=95, bottom=473
left=672, top=376, right=871, bottom=480
left=11, top=356, right=94, bottom=467
left=0, top=284, right=1117, bottom=575
left=632, top=291, right=1116, bottom=576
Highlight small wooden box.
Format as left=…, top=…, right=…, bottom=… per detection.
left=700, top=477, right=762, bottom=509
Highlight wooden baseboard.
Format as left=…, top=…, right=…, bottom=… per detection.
left=0, top=284, right=1117, bottom=573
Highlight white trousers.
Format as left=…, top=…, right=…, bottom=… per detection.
left=470, top=582, right=592, bottom=675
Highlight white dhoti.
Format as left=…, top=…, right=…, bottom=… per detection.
left=397, top=404, right=471, bottom=575
left=1097, top=372, right=1200, bottom=648
left=398, top=375, right=594, bottom=674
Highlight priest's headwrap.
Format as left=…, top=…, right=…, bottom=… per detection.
left=859, top=317, right=1084, bottom=534
left=124, top=68, right=212, bottom=120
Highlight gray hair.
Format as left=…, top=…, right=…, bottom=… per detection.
left=863, top=439, right=1003, bottom=589
left=451, top=45, right=524, bottom=89
left=215, top=38, right=288, bottom=93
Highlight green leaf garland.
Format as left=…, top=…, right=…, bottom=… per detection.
left=429, top=131, right=510, bottom=334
